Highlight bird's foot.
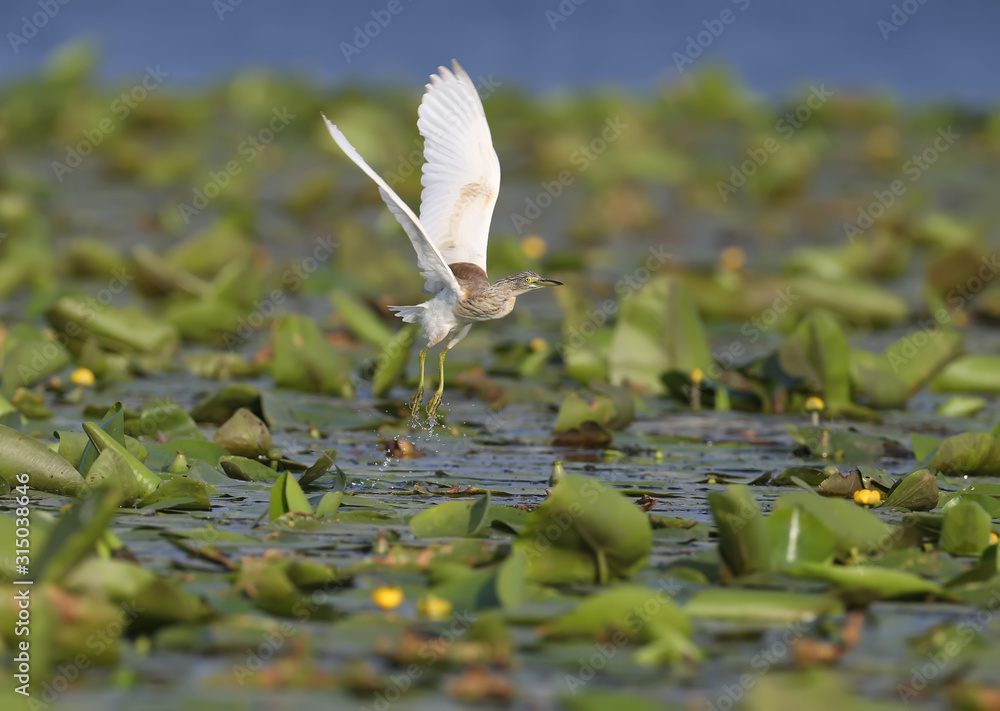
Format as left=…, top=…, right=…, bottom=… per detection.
left=408, top=389, right=425, bottom=427
left=425, top=391, right=444, bottom=425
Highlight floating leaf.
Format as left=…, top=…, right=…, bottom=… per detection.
left=708, top=485, right=772, bottom=577
left=315, top=491, right=344, bottom=516
left=269, top=471, right=312, bottom=521
left=144, top=440, right=231, bottom=469
left=267, top=314, right=354, bottom=396
left=83, top=422, right=161, bottom=497
left=775, top=309, right=851, bottom=408
left=685, top=588, right=843, bottom=623
left=1, top=336, right=70, bottom=388
left=34, top=486, right=120, bottom=583
left=138, top=398, right=203, bottom=440
left=882, top=469, right=939, bottom=511
left=371, top=323, right=418, bottom=398
left=766, top=506, right=837, bottom=567
left=189, top=384, right=263, bottom=424
left=939, top=500, right=992, bottom=556
left=932, top=355, right=1000, bottom=394
left=139, top=476, right=213, bottom=511
left=546, top=584, right=691, bottom=643
left=0, top=423, right=87, bottom=496
left=84, top=447, right=143, bottom=505
left=219, top=455, right=279, bottom=482
left=514, top=475, right=651, bottom=584
left=817, top=468, right=862, bottom=497
left=212, top=408, right=274, bottom=458
left=608, top=275, right=711, bottom=394
left=553, top=390, right=631, bottom=436
left=47, top=296, right=179, bottom=356
left=78, top=401, right=126, bottom=476
left=925, top=432, right=1000, bottom=476
left=330, top=288, right=394, bottom=345
left=773, top=491, right=895, bottom=559
left=298, top=449, right=337, bottom=487
left=787, top=561, right=943, bottom=600
left=938, top=395, right=987, bottom=417
left=410, top=493, right=491, bottom=538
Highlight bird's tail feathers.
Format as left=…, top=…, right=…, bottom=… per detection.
left=388, top=304, right=426, bottom=324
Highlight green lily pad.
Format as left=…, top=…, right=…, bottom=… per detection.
left=189, top=384, right=263, bottom=424
left=34, top=486, right=120, bottom=583
left=767, top=505, right=837, bottom=567
left=212, top=407, right=274, bottom=458
left=553, top=390, right=633, bottom=436
left=0, top=423, right=86, bottom=496
left=685, top=588, right=844, bottom=623
left=267, top=314, right=354, bottom=396
left=84, top=447, right=144, bottom=505
left=47, top=296, right=179, bottom=356
left=708, top=485, right=772, bottom=577
left=925, top=431, right=1000, bottom=476
left=939, top=500, right=992, bottom=556
left=882, top=469, right=939, bottom=511
left=371, top=323, right=418, bottom=398
left=608, top=275, right=711, bottom=394
left=144, top=440, right=231, bottom=469
left=219, top=455, right=279, bottom=482
left=137, top=398, right=203, bottom=440
left=269, top=471, right=313, bottom=521
left=139, top=476, right=213, bottom=512
left=932, top=355, right=1000, bottom=394
left=83, top=422, right=161, bottom=497
left=410, top=493, right=491, bottom=538
left=330, top=288, right=394, bottom=345
left=514, top=475, right=652, bottom=584
left=773, top=491, right=895, bottom=559
left=787, top=561, right=944, bottom=600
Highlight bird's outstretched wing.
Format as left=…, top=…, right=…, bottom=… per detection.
left=323, top=116, right=460, bottom=297
left=417, top=60, right=501, bottom=275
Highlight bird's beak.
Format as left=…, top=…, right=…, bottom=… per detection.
left=530, top=277, right=563, bottom=286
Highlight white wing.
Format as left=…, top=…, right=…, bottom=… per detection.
left=417, top=59, right=501, bottom=274
left=322, top=115, right=460, bottom=297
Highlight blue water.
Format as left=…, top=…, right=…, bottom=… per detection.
left=1, top=0, right=997, bottom=105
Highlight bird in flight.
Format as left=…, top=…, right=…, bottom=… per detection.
left=324, top=60, right=562, bottom=424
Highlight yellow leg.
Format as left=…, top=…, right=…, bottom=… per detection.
left=409, top=346, right=429, bottom=423
left=426, top=347, right=450, bottom=422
